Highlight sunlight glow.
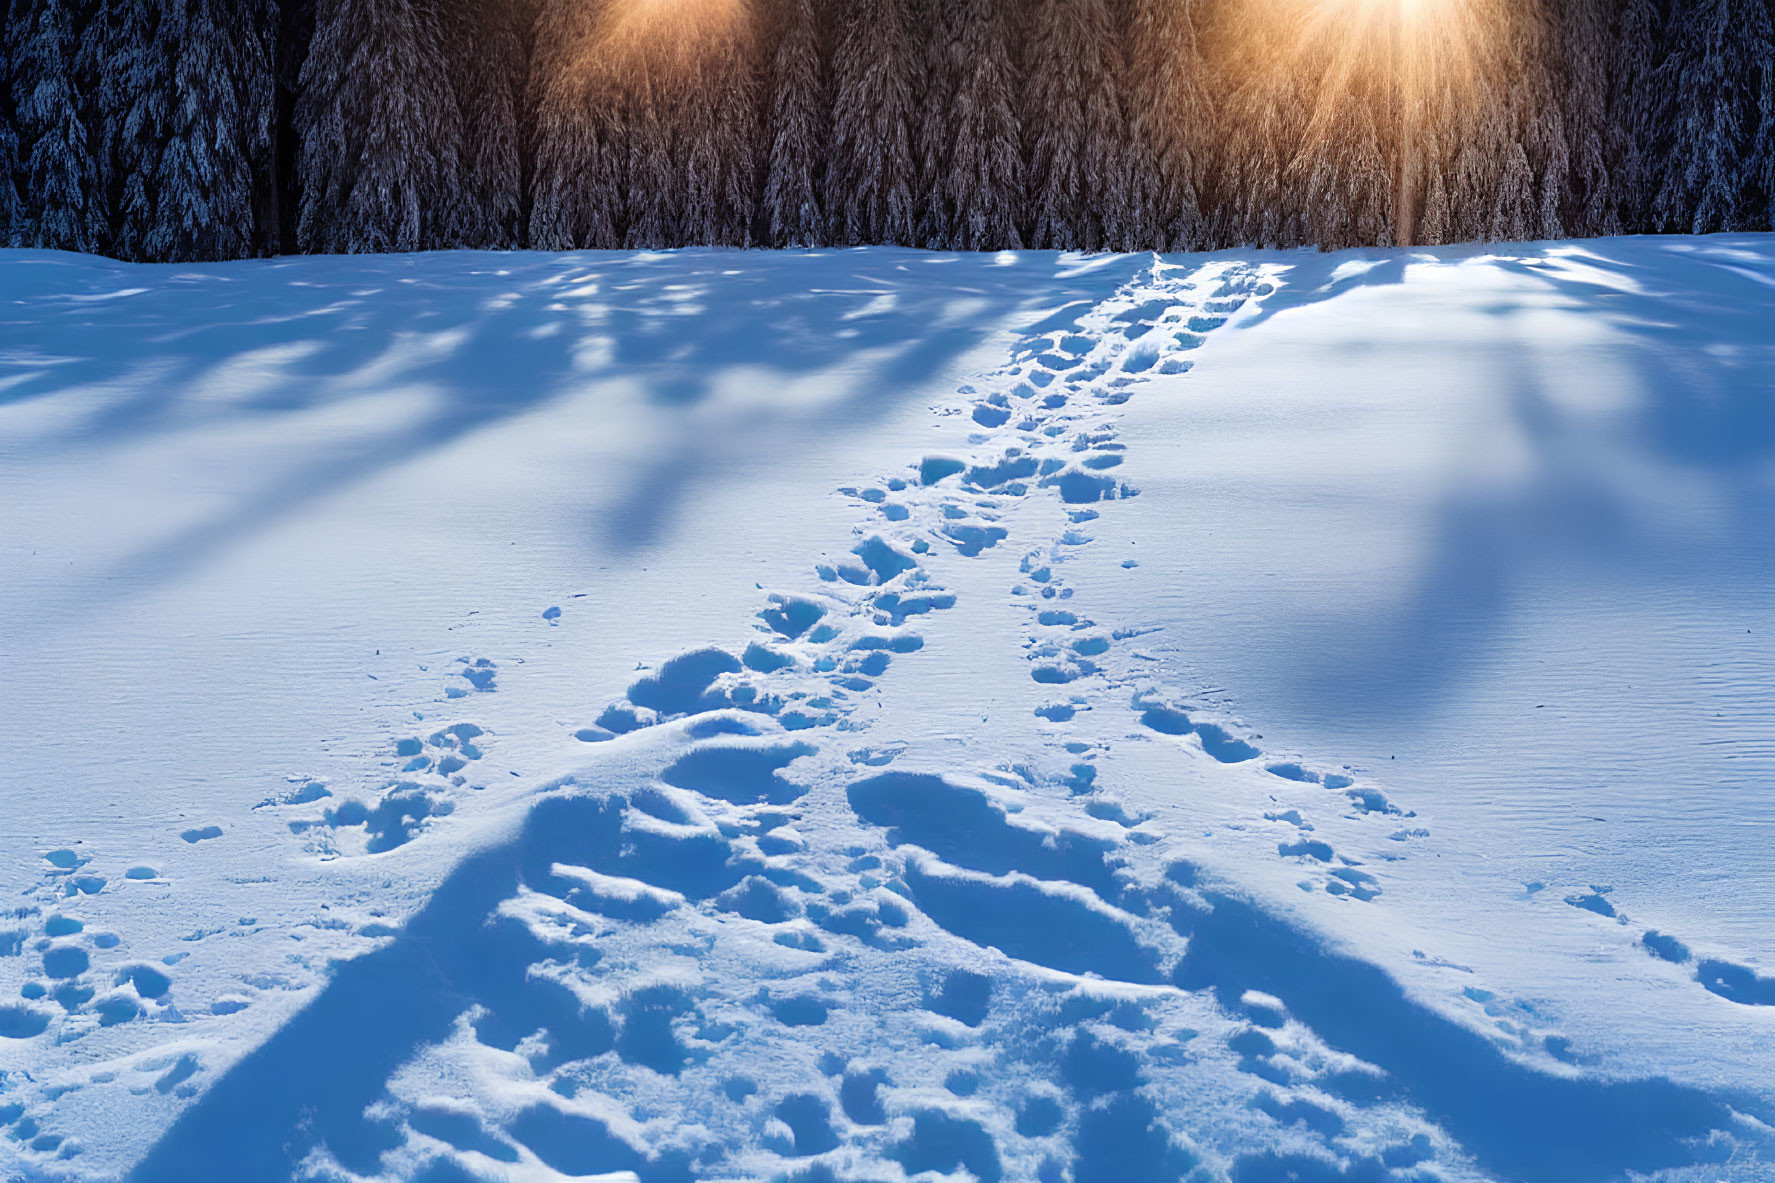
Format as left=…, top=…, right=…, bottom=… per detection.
left=559, top=0, right=753, bottom=92
left=595, top=0, right=745, bottom=56
left=1213, top=0, right=1519, bottom=245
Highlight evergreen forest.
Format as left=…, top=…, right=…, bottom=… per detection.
left=1, top=0, right=1771, bottom=261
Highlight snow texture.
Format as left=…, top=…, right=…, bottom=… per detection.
left=2, top=238, right=1773, bottom=1182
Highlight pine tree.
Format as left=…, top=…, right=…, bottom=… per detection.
left=10, top=0, right=104, bottom=253
left=1, top=0, right=32, bottom=245
left=158, top=0, right=276, bottom=260
left=83, top=0, right=277, bottom=262
left=1511, top=13, right=1568, bottom=241
left=296, top=0, right=464, bottom=253
left=581, top=0, right=761, bottom=249
left=623, top=68, right=681, bottom=249
left=1416, top=131, right=1453, bottom=245
left=1297, top=91, right=1394, bottom=249
left=1023, top=0, right=1132, bottom=251
left=1403, top=0, right=1541, bottom=246
left=1655, top=0, right=1774, bottom=233
left=826, top=0, right=917, bottom=246
left=441, top=0, right=526, bottom=249
left=918, top=0, right=1021, bottom=250
left=72, top=0, right=140, bottom=256
left=1125, top=0, right=1208, bottom=251
left=1288, top=18, right=1398, bottom=249
left=1202, top=0, right=1319, bottom=249
left=1411, top=73, right=1464, bottom=246
left=679, top=5, right=760, bottom=247
left=0, top=94, right=18, bottom=246
left=1490, top=140, right=1537, bottom=240
left=528, top=0, right=627, bottom=248
left=1555, top=0, right=1618, bottom=236
left=1610, top=0, right=1668, bottom=233
left=913, top=0, right=956, bottom=248
left=762, top=0, right=827, bottom=247
left=1759, top=35, right=1775, bottom=228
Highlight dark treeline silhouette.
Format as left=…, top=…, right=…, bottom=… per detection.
left=2, top=0, right=1771, bottom=261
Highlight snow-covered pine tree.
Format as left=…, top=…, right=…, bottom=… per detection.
left=154, top=0, right=277, bottom=260
left=1415, top=130, right=1454, bottom=245
left=948, top=0, right=1023, bottom=250
left=1409, top=55, right=1466, bottom=246
left=1125, top=0, right=1208, bottom=251
left=762, top=0, right=827, bottom=247
left=83, top=0, right=277, bottom=262
left=296, top=0, right=464, bottom=253
left=1405, top=0, right=1538, bottom=245
left=1608, top=0, right=1669, bottom=233
left=916, top=0, right=1021, bottom=250
left=1441, top=120, right=1499, bottom=242
left=72, top=0, right=140, bottom=256
left=1490, top=140, right=1537, bottom=240
left=9, top=0, right=104, bottom=253
left=678, top=2, right=760, bottom=247
left=1760, top=30, right=1775, bottom=230
left=1296, top=89, right=1394, bottom=249
left=1654, top=0, right=1774, bottom=233
left=1201, top=0, right=1307, bottom=248
left=1510, top=8, right=1568, bottom=241
left=598, top=0, right=760, bottom=249
left=440, top=0, right=527, bottom=249
left=0, top=61, right=18, bottom=246
left=623, top=67, right=680, bottom=249
left=528, top=0, right=627, bottom=249
left=825, top=0, right=918, bottom=246
left=1023, top=0, right=1133, bottom=251
left=1286, top=18, right=1396, bottom=249
left=913, top=0, right=956, bottom=249
left=1, top=0, right=32, bottom=244
left=1555, top=0, right=1618, bottom=236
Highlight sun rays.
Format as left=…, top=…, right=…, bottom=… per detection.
left=1208, top=0, right=1521, bottom=245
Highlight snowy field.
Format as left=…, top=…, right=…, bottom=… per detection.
left=2, top=238, right=1773, bottom=1183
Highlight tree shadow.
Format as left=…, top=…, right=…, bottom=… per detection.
left=1181, top=235, right=1775, bottom=722
left=127, top=784, right=751, bottom=1183
left=2, top=247, right=1144, bottom=611
left=1162, top=880, right=1762, bottom=1183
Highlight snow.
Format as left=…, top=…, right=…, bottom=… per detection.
left=1, top=238, right=1772, bottom=1183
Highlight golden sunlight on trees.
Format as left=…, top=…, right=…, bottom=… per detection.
left=530, top=0, right=759, bottom=249
left=6, top=0, right=1768, bottom=257
left=1204, top=0, right=1533, bottom=247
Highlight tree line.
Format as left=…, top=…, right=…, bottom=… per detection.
left=1, top=0, right=1771, bottom=262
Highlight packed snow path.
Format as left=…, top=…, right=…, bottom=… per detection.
left=3, top=243, right=1773, bottom=1183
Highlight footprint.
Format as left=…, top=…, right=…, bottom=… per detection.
left=1564, top=887, right=1617, bottom=919
left=1138, top=703, right=1259, bottom=764
left=1044, top=471, right=1121, bottom=505
left=456, top=657, right=498, bottom=693
left=919, top=456, right=966, bottom=486
left=1695, top=959, right=1775, bottom=1006
left=760, top=595, right=825, bottom=640
left=942, top=523, right=1009, bottom=557
left=965, top=455, right=1039, bottom=491
left=1642, top=930, right=1690, bottom=964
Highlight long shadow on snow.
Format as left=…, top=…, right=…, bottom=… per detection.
left=2, top=248, right=1142, bottom=611
left=128, top=790, right=746, bottom=1183
left=1184, top=236, right=1775, bottom=724
left=1163, top=882, right=1751, bottom=1183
